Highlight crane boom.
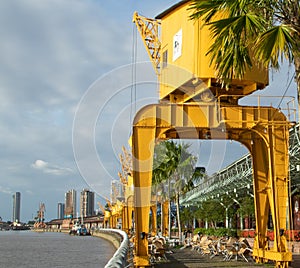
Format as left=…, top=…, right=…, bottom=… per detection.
left=132, top=12, right=161, bottom=74
left=97, top=202, right=105, bottom=214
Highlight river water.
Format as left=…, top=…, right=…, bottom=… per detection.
left=0, top=230, right=115, bottom=268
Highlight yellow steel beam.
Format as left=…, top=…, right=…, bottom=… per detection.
left=150, top=205, right=157, bottom=236
left=132, top=103, right=291, bottom=267
left=127, top=195, right=134, bottom=233
left=132, top=125, right=156, bottom=267
left=162, top=201, right=169, bottom=237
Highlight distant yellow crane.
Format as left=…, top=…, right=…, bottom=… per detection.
left=117, top=146, right=134, bottom=234
left=97, top=200, right=111, bottom=228
left=97, top=201, right=106, bottom=215
left=34, top=202, right=46, bottom=229
left=118, top=146, right=132, bottom=185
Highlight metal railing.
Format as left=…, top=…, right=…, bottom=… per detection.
left=218, top=94, right=297, bottom=123
left=95, top=229, right=133, bottom=268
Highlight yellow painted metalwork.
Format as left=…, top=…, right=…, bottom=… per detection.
left=127, top=195, right=134, bottom=233
left=132, top=12, right=161, bottom=74
left=132, top=104, right=292, bottom=267
left=104, top=210, right=111, bottom=228
left=124, top=175, right=134, bottom=234
left=133, top=2, right=268, bottom=104
left=131, top=1, right=292, bottom=267
left=161, top=201, right=169, bottom=237
left=150, top=205, right=157, bottom=236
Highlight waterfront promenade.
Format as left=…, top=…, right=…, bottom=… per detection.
left=155, top=248, right=300, bottom=268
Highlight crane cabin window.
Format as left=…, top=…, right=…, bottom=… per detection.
left=162, top=50, right=168, bottom=68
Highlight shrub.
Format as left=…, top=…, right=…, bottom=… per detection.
left=193, top=227, right=238, bottom=237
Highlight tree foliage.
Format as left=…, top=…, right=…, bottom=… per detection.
left=196, top=199, right=225, bottom=227
left=189, top=0, right=300, bottom=97
left=238, top=195, right=255, bottom=218
left=152, top=140, right=203, bottom=239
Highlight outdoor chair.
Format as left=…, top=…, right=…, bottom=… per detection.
left=148, top=237, right=167, bottom=262
left=225, top=239, right=253, bottom=262
left=197, top=236, right=213, bottom=256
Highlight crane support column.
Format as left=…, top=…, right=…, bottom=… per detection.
left=132, top=125, right=156, bottom=267
left=150, top=204, right=157, bottom=236
left=162, top=201, right=169, bottom=237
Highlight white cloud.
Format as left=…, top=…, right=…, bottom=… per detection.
left=32, top=160, right=48, bottom=169
left=0, top=186, right=12, bottom=195
left=31, top=159, right=73, bottom=176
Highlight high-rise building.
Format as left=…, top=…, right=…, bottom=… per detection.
left=12, top=192, right=21, bottom=222
left=111, top=180, right=124, bottom=203
left=64, top=189, right=76, bottom=219
left=57, top=203, right=65, bottom=219
left=80, top=189, right=95, bottom=218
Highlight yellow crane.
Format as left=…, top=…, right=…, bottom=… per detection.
left=132, top=2, right=293, bottom=267
left=34, top=202, right=46, bottom=229
left=97, top=201, right=106, bottom=215
left=97, top=200, right=112, bottom=228
left=117, top=146, right=134, bottom=234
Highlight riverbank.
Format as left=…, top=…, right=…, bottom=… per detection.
left=33, top=228, right=69, bottom=234
left=92, top=230, right=122, bottom=249
left=33, top=228, right=121, bottom=249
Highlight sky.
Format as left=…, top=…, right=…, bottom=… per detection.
left=0, top=0, right=297, bottom=222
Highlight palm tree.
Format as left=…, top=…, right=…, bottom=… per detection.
left=180, top=207, right=194, bottom=230
left=189, top=0, right=300, bottom=103
left=164, top=141, right=202, bottom=244
left=152, top=140, right=202, bottom=242
left=152, top=143, right=170, bottom=235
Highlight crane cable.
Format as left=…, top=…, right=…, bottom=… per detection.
left=130, top=23, right=138, bottom=132
left=270, top=70, right=296, bottom=121
left=276, top=71, right=296, bottom=111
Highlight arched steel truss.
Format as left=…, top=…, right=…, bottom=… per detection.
left=181, top=124, right=300, bottom=206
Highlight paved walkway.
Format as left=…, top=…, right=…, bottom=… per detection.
left=155, top=248, right=300, bottom=268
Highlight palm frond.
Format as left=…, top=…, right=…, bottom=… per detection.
left=255, top=25, right=295, bottom=68
left=207, top=14, right=264, bottom=80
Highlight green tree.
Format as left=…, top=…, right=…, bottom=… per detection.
left=152, top=140, right=202, bottom=242
left=190, top=0, right=300, bottom=102
left=238, top=195, right=255, bottom=221
left=180, top=206, right=194, bottom=229
left=196, top=199, right=226, bottom=228
left=152, top=142, right=170, bottom=234
left=165, top=141, right=201, bottom=243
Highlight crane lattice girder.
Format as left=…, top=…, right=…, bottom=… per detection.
left=132, top=12, right=161, bottom=74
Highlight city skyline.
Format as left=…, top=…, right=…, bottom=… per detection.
left=0, top=0, right=297, bottom=222
left=6, top=189, right=98, bottom=223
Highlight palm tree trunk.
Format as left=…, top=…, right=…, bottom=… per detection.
left=176, top=193, right=182, bottom=245
left=155, top=184, right=158, bottom=236
left=160, top=202, right=163, bottom=236
left=168, top=179, right=171, bottom=239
